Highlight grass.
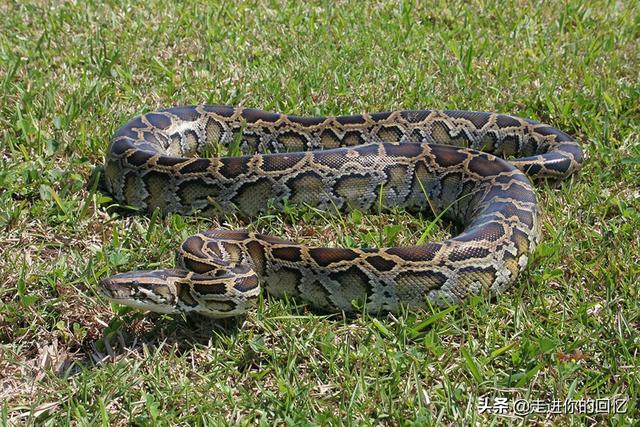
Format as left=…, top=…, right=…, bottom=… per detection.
left=0, top=0, right=638, bottom=425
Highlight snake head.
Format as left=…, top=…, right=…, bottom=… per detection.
left=99, top=266, right=260, bottom=318
left=99, top=269, right=187, bottom=315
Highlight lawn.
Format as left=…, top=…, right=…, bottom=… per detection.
left=0, top=0, right=638, bottom=425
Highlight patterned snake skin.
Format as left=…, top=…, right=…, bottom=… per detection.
left=99, top=105, right=582, bottom=317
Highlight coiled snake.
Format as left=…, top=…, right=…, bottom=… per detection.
left=100, top=105, right=582, bottom=317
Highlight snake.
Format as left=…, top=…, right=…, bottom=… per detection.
left=99, top=105, right=582, bottom=318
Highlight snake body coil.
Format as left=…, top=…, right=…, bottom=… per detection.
left=100, top=105, right=582, bottom=317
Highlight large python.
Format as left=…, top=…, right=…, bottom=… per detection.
left=99, top=105, right=582, bottom=317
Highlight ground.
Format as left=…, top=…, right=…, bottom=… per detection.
left=0, top=0, right=638, bottom=425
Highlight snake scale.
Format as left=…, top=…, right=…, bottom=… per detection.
left=99, top=105, right=582, bottom=317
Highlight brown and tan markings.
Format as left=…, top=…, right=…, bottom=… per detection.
left=100, top=105, right=582, bottom=317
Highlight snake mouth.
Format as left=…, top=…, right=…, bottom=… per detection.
left=99, top=269, right=189, bottom=313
